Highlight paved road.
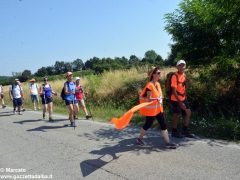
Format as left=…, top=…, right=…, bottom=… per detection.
left=0, top=107, right=240, bottom=180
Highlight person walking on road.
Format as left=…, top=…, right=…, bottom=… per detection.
left=74, top=77, right=92, bottom=120
left=29, top=78, right=40, bottom=110
left=170, top=60, right=194, bottom=138
left=0, top=84, right=6, bottom=108
left=137, top=67, right=177, bottom=149
left=9, top=79, right=24, bottom=115
left=39, top=77, right=57, bottom=121
left=64, top=72, right=77, bottom=127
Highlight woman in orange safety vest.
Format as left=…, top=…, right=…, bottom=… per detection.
left=137, top=67, right=177, bottom=149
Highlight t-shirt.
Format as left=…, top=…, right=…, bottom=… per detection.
left=9, top=84, right=23, bottom=98
left=170, top=72, right=186, bottom=101
left=64, top=81, right=76, bottom=101
left=75, top=85, right=84, bottom=100
left=29, top=83, right=38, bottom=95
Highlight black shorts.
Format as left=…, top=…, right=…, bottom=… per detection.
left=41, top=97, right=53, bottom=104
left=65, top=100, right=78, bottom=106
left=170, top=99, right=190, bottom=114
left=13, top=98, right=22, bottom=107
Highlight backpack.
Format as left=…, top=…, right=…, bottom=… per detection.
left=165, top=72, right=178, bottom=99
left=165, top=72, right=187, bottom=99
left=60, top=81, right=70, bottom=100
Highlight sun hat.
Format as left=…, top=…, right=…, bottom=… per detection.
left=75, top=77, right=80, bottom=81
left=29, top=78, right=36, bottom=82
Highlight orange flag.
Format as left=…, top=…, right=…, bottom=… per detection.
left=111, top=102, right=154, bottom=130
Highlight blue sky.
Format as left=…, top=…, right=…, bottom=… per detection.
left=0, top=0, right=181, bottom=76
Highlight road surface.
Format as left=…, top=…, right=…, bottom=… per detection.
left=0, top=107, right=240, bottom=180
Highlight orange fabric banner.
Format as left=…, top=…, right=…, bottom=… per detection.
left=111, top=101, right=154, bottom=130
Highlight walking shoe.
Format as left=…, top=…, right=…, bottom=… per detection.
left=22, top=108, right=26, bottom=112
left=171, top=130, right=183, bottom=138
left=43, top=113, right=45, bottom=119
left=18, top=111, right=23, bottom=115
left=136, top=138, right=146, bottom=146
left=86, top=115, right=92, bottom=119
left=165, top=143, right=177, bottom=149
left=34, top=107, right=37, bottom=111
left=49, top=117, right=53, bottom=122
left=2, top=105, right=6, bottom=108
left=182, top=130, right=195, bottom=138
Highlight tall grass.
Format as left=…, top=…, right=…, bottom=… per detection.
left=2, top=66, right=239, bottom=140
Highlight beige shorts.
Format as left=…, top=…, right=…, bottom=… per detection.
left=78, top=99, right=86, bottom=107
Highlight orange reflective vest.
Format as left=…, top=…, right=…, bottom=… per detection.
left=139, top=81, right=163, bottom=116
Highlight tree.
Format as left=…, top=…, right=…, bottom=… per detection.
left=54, top=61, right=65, bottom=74
left=72, top=59, right=84, bottom=71
left=142, top=50, right=158, bottom=64
left=165, top=0, right=240, bottom=65
left=35, top=67, right=48, bottom=77
left=46, top=66, right=55, bottom=75
left=129, top=55, right=141, bottom=66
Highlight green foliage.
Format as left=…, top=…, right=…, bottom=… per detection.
left=165, top=0, right=240, bottom=65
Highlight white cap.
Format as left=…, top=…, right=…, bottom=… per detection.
left=75, top=77, right=80, bottom=81
left=176, top=59, right=186, bottom=66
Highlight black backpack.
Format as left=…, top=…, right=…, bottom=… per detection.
left=61, top=82, right=67, bottom=100
left=165, top=72, right=178, bottom=99
left=60, top=81, right=72, bottom=100
left=165, top=72, right=186, bottom=99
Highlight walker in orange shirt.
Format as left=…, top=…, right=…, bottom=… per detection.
left=170, top=60, right=194, bottom=138
left=112, top=67, right=177, bottom=149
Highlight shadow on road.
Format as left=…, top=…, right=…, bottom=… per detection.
left=80, top=137, right=166, bottom=177
left=0, top=110, right=14, bottom=117
left=27, top=124, right=69, bottom=132
left=14, top=119, right=43, bottom=124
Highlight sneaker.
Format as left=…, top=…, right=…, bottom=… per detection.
left=18, top=111, right=23, bottom=115
left=13, top=110, right=16, bottom=115
left=182, top=130, right=195, bottom=138
left=49, top=117, right=53, bottom=122
left=2, top=105, right=6, bottom=109
left=165, top=143, right=177, bottom=149
left=86, top=115, right=92, bottom=119
left=43, top=113, right=45, bottom=119
left=34, top=107, right=36, bottom=111
left=22, top=108, right=26, bottom=112
left=171, top=130, right=183, bottom=138
left=136, top=138, right=146, bottom=146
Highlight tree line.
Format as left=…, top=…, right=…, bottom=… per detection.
left=1, top=50, right=164, bottom=84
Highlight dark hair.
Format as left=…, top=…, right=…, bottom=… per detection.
left=149, top=67, right=160, bottom=81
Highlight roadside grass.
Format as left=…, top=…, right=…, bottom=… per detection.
left=2, top=66, right=239, bottom=141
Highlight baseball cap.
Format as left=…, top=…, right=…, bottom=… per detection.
left=176, top=60, right=186, bottom=66
left=75, top=77, right=80, bottom=81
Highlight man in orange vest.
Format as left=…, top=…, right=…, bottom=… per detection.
left=137, top=67, right=177, bottom=149
left=170, top=60, right=194, bottom=138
